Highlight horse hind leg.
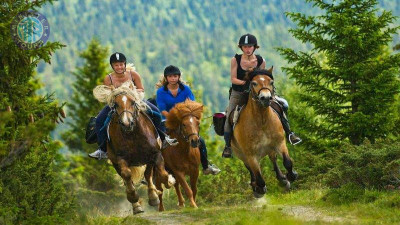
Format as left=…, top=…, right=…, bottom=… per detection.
left=145, top=165, right=160, bottom=207
left=268, top=153, right=291, bottom=190
left=282, top=152, right=298, bottom=182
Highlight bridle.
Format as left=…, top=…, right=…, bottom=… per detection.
left=249, top=77, right=275, bottom=105
left=177, top=114, right=200, bottom=142
left=112, top=92, right=139, bottom=127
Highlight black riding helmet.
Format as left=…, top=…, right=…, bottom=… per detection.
left=109, top=52, right=127, bottom=72
left=164, top=65, right=181, bottom=77
left=238, top=33, right=259, bottom=49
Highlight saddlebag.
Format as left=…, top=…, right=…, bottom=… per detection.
left=213, top=112, right=226, bottom=136
left=85, top=116, right=98, bottom=144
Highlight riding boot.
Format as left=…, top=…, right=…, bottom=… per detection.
left=281, top=113, right=302, bottom=145
left=222, top=132, right=233, bottom=158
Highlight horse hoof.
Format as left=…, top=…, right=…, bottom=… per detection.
left=253, top=186, right=267, bottom=198
left=165, top=175, right=176, bottom=189
left=287, top=171, right=298, bottom=182
left=148, top=198, right=160, bottom=207
left=285, top=181, right=291, bottom=191
left=132, top=206, right=144, bottom=214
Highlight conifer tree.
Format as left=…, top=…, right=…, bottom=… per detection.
left=0, top=1, right=73, bottom=223
left=61, top=38, right=119, bottom=192
left=278, top=0, right=400, bottom=145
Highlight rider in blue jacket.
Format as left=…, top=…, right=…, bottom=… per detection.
left=156, top=65, right=221, bottom=175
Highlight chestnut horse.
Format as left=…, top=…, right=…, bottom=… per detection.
left=155, top=99, right=203, bottom=211
left=93, top=81, right=175, bottom=214
left=231, top=67, right=298, bottom=198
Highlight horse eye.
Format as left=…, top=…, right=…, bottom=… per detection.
left=271, top=81, right=274, bottom=85
left=251, top=81, right=257, bottom=86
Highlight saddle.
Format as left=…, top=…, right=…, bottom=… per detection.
left=212, top=98, right=285, bottom=136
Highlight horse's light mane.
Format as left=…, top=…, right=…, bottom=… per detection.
left=166, top=99, right=203, bottom=130
left=93, top=80, right=148, bottom=111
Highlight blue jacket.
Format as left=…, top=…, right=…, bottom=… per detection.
left=156, top=83, right=195, bottom=119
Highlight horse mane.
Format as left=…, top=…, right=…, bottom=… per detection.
left=166, top=99, right=203, bottom=130
left=244, top=67, right=274, bottom=81
left=93, top=80, right=148, bottom=111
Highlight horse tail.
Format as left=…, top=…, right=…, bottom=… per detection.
left=130, top=165, right=146, bottom=184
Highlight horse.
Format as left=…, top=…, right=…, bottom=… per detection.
left=154, top=99, right=203, bottom=211
left=93, top=81, right=176, bottom=214
left=230, top=67, right=298, bottom=198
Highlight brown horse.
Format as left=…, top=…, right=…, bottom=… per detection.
left=231, top=67, right=298, bottom=198
left=93, top=81, right=175, bottom=214
left=155, top=99, right=203, bottom=211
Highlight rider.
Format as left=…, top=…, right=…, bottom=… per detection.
left=89, top=52, right=176, bottom=159
left=222, top=34, right=302, bottom=158
left=156, top=65, right=221, bottom=175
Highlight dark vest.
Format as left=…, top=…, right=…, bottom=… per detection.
left=232, top=54, right=264, bottom=92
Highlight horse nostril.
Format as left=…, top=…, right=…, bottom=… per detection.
left=259, top=96, right=266, bottom=100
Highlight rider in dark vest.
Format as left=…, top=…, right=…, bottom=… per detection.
left=89, top=52, right=176, bottom=159
left=222, top=34, right=302, bottom=158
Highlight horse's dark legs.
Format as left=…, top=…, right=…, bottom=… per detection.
left=282, top=152, right=298, bottom=182
left=144, top=165, right=160, bottom=206
left=118, top=159, right=143, bottom=214
left=268, top=154, right=290, bottom=189
left=153, top=153, right=175, bottom=188
left=154, top=173, right=165, bottom=212
left=245, top=164, right=256, bottom=188
left=246, top=158, right=266, bottom=198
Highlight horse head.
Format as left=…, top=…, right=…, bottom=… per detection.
left=166, top=99, right=204, bottom=148
left=113, top=92, right=139, bottom=132
left=245, top=67, right=275, bottom=108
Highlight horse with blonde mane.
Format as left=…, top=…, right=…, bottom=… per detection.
left=230, top=67, right=298, bottom=198
left=93, top=81, right=175, bottom=214
left=155, top=99, right=203, bottom=211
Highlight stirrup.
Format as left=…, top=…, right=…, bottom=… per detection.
left=288, top=133, right=302, bottom=145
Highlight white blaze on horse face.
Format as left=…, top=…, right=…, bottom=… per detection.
left=259, top=89, right=271, bottom=99
left=121, top=96, right=130, bottom=125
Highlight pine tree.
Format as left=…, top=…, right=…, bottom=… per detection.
left=0, top=1, right=73, bottom=223
left=61, top=38, right=119, bottom=192
left=277, top=0, right=400, bottom=145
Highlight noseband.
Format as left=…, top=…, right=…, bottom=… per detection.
left=178, top=115, right=200, bottom=142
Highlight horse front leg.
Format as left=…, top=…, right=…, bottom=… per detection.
left=281, top=149, right=298, bottom=182
left=154, top=153, right=176, bottom=188
left=145, top=164, right=160, bottom=207
left=247, top=157, right=267, bottom=198
left=189, top=168, right=199, bottom=202
left=268, top=153, right=291, bottom=190
left=174, top=181, right=185, bottom=207
left=118, top=159, right=143, bottom=214
left=245, top=164, right=256, bottom=190
left=175, top=171, right=197, bottom=208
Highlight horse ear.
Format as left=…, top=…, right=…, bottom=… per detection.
left=110, top=85, right=115, bottom=91
left=267, top=66, right=273, bottom=74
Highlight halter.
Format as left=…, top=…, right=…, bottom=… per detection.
left=177, top=114, right=200, bottom=142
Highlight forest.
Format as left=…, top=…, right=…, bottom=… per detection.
left=1, top=0, right=400, bottom=224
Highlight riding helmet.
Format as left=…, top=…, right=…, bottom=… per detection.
left=109, top=52, right=127, bottom=65
left=238, top=33, right=259, bottom=48
left=164, top=65, right=181, bottom=77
